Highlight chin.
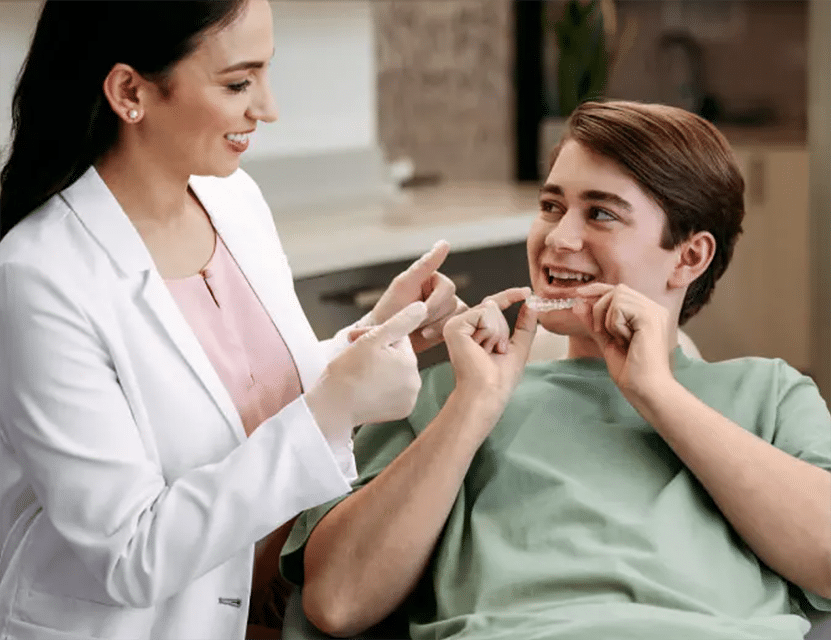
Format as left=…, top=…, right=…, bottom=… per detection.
left=537, top=310, right=584, bottom=336
left=213, top=163, right=241, bottom=178
left=194, top=158, right=241, bottom=179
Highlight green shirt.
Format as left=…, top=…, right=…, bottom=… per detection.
left=283, top=351, right=831, bottom=639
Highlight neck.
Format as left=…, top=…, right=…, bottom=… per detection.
left=566, top=335, right=604, bottom=359
left=95, top=140, right=192, bottom=229
left=565, top=328, right=680, bottom=360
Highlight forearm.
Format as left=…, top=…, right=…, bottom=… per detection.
left=302, top=388, right=500, bottom=637
left=634, top=381, right=831, bottom=597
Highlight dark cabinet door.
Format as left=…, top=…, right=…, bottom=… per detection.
left=294, top=241, right=530, bottom=369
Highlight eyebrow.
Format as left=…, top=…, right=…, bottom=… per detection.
left=539, top=183, right=633, bottom=212
left=218, top=48, right=275, bottom=74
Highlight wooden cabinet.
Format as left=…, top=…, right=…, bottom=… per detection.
left=684, top=145, right=811, bottom=373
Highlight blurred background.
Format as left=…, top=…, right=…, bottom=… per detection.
left=2, top=0, right=831, bottom=401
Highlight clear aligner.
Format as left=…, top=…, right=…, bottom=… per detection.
left=526, top=294, right=576, bottom=311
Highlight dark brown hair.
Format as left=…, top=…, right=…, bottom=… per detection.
left=0, top=0, right=248, bottom=240
left=548, top=100, right=745, bottom=325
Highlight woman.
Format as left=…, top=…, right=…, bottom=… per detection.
left=0, top=2, right=460, bottom=639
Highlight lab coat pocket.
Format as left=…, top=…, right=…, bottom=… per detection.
left=3, top=616, right=92, bottom=640
left=11, top=588, right=152, bottom=640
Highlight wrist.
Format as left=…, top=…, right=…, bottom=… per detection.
left=305, top=374, right=357, bottom=443
left=624, top=375, right=685, bottom=422
left=449, top=384, right=507, bottom=427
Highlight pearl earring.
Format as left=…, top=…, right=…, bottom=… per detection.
left=128, top=109, right=138, bottom=120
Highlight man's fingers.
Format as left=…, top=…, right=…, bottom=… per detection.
left=606, top=302, right=634, bottom=342
left=592, top=291, right=614, bottom=335
left=575, top=282, right=614, bottom=299
left=369, top=301, right=428, bottom=344
left=571, top=299, right=612, bottom=351
left=422, top=296, right=468, bottom=339
left=508, top=303, right=538, bottom=356
left=482, top=286, right=532, bottom=311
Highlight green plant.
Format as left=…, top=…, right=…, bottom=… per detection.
left=553, top=0, right=608, bottom=117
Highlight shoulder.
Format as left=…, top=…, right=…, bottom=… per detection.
left=0, top=192, right=74, bottom=269
left=682, top=355, right=810, bottom=393
left=680, top=355, right=829, bottom=437
left=0, top=193, right=98, bottom=308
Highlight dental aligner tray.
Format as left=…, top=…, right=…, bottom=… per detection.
left=526, top=294, right=576, bottom=311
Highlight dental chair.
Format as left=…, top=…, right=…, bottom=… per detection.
left=280, top=327, right=831, bottom=640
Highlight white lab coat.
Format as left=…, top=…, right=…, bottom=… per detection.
left=0, top=167, right=357, bottom=639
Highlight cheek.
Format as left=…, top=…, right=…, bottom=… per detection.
left=526, top=223, right=547, bottom=259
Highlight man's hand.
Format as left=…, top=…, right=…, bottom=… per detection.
left=443, top=287, right=538, bottom=414
left=362, top=240, right=467, bottom=353
left=572, top=283, right=676, bottom=404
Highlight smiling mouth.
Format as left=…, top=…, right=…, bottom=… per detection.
left=225, top=132, right=251, bottom=144
left=545, top=267, right=595, bottom=286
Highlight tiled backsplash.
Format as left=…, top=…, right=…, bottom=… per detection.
left=373, top=0, right=514, bottom=182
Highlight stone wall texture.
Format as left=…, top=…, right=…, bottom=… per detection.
left=374, top=0, right=806, bottom=182
left=373, top=1, right=515, bottom=182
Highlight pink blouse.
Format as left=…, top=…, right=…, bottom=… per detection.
left=165, top=235, right=302, bottom=437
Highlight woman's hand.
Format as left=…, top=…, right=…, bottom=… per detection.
left=443, top=287, right=538, bottom=413
left=307, top=302, right=428, bottom=443
left=572, top=282, right=676, bottom=403
left=363, top=240, right=466, bottom=353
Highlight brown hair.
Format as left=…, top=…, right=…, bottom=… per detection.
left=548, top=100, right=745, bottom=325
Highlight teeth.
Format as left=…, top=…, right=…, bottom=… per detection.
left=546, top=268, right=592, bottom=282
left=225, top=133, right=250, bottom=143
left=526, top=294, right=577, bottom=311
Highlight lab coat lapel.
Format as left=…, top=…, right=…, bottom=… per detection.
left=63, top=167, right=247, bottom=442
left=136, top=271, right=247, bottom=441
left=191, top=177, right=326, bottom=393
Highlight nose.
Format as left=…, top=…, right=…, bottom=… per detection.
left=545, top=209, right=584, bottom=252
left=248, top=81, right=279, bottom=123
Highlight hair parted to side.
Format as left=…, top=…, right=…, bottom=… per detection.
left=0, top=0, right=248, bottom=241
left=547, top=100, right=745, bottom=325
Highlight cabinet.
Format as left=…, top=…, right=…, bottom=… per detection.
left=683, top=146, right=810, bottom=373
left=294, top=242, right=530, bottom=369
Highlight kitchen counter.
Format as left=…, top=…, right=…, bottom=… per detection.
left=274, top=182, right=541, bottom=279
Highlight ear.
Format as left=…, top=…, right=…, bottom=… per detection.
left=668, top=230, right=716, bottom=290
left=101, top=63, right=148, bottom=124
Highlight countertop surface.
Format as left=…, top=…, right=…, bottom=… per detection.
left=274, top=182, right=541, bottom=279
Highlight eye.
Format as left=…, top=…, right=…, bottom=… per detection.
left=539, top=200, right=564, bottom=218
left=226, top=79, right=251, bottom=93
left=589, top=207, right=616, bottom=221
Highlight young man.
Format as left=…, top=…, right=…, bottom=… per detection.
left=280, top=101, right=831, bottom=640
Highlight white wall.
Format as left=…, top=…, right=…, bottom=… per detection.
left=0, top=1, right=42, bottom=163
left=266, top=1, right=377, bottom=157
left=0, top=1, right=377, bottom=161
